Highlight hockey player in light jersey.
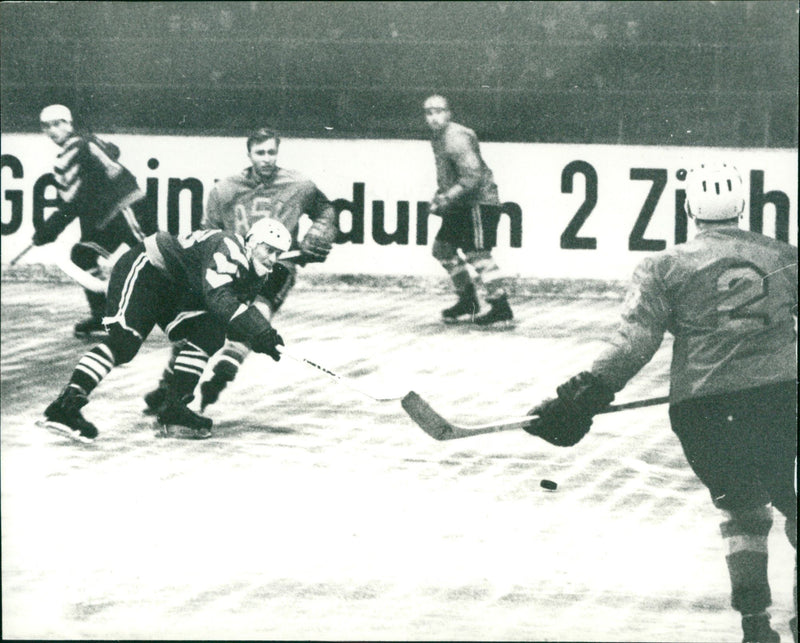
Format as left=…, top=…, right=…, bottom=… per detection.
left=40, top=218, right=292, bottom=441
left=33, top=104, right=157, bottom=337
left=523, top=163, right=797, bottom=643
left=423, top=94, right=514, bottom=327
left=143, top=127, right=337, bottom=414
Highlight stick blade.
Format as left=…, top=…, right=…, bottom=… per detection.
left=401, top=391, right=454, bottom=441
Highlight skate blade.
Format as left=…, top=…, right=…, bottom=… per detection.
left=154, top=421, right=212, bottom=440
left=36, top=419, right=95, bottom=443
left=442, top=316, right=479, bottom=325
left=474, top=319, right=516, bottom=331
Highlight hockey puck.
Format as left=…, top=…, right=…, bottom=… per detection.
left=540, top=479, right=558, bottom=491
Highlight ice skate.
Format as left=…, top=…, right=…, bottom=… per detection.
left=143, top=382, right=169, bottom=415
left=38, top=386, right=98, bottom=443
left=473, top=295, right=515, bottom=329
left=156, top=395, right=212, bottom=440
left=741, top=613, right=781, bottom=643
left=442, top=287, right=480, bottom=324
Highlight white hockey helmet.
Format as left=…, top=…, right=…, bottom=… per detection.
left=246, top=218, right=291, bottom=277
left=684, top=163, right=746, bottom=221
left=40, top=104, right=73, bottom=123
left=246, top=218, right=292, bottom=253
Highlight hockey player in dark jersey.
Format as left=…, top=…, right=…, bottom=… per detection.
left=423, top=95, right=514, bottom=327
left=523, top=163, right=797, bottom=643
left=143, top=127, right=337, bottom=414
left=39, top=218, right=292, bottom=441
left=33, top=104, right=157, bottom=338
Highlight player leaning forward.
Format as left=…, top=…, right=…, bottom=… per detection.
left=40, top=219, right=293, bottom=441
left=144, top=127, right=337, bottom=413
left=524, top=164, right=797, bottom=643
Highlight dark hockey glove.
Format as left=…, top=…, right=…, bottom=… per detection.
left=299, top=219, right=336, bottom=263
left=523, top=372, right=615, bottom=447
left=250, top=325, right=284, bottom=362
left=32, top=211, right=69, bottom=246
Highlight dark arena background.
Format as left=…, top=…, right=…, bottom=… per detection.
left=1, top=2, right=797, bottom=642
left=1, top=1, right=798, bottom=146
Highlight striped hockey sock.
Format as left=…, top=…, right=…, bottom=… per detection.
left=70, top=343, right=115, bottom=394
left=721, top=506, right=774, bottom=615
left=172, top=343, right=210, bottom=399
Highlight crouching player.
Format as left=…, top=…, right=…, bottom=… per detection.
left=142, top=126, right=337, bottom=414
left=524, top=164, right=797, bottom=643
left=39, top=218, right=293, bottom=441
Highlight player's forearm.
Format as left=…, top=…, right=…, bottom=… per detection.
left=591, top=326, right=664, bottom=392
left=313, top=202, right=336, bottom=227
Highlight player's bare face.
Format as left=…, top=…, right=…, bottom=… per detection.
left=250, top=243, right=281, bottom=277
left=248, top=139, right=279, bottom=181
left=40, top=119, right=74, bottom=146
left=424, top=101, right=451, bottom=133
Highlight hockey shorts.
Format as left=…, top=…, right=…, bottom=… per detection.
left=435, top=202, right=502, bottom=252
left=104, top=245, right=226, bottom=356
left=669, top=380, right=797, bottom=521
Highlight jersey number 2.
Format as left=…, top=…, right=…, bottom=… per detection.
left=716, top=262, right=769, bottom=327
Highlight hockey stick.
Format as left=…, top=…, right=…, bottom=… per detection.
left=54, top=256, right=108, bottom=293
left=401, top=391, right=669, bottom=441
left=277, top=345, right=407, bottom=402
left=9, top=243, right=34, bottom=266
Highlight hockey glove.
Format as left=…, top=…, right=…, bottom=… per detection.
left=32, top=212, right=69, bottom=246
left=523, top=372, right=615, bottom=447
left=429, top=192, right=448, bottom=216
left=250, top=325, right=284, bottom=362
left=299, top=219, right=336, bottom=263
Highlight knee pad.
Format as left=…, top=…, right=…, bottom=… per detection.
left=105, top=323, right=142, bottom=365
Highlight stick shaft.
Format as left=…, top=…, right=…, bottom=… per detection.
left=402, top=392, right=669, bottom=441
left=277, top=345, right=405, bottom=402
left=54, top=257, right=108, bottom=293
left=9, top=243, right=34, bottom=266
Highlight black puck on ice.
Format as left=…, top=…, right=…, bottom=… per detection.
left=540, top=479, right=558, bottom=491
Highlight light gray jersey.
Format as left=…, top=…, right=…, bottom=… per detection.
left=592, top=227, right=797, bottom=403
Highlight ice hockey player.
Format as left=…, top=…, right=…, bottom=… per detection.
left=40, top=218, right=293, bottom=441
left=142, top=126, right=337, bottom=415
left=524, top=163, right=797, bottom=643
left=423, top=94, right=514, bottom=327
left=33, top=104, right=157, bottom=337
